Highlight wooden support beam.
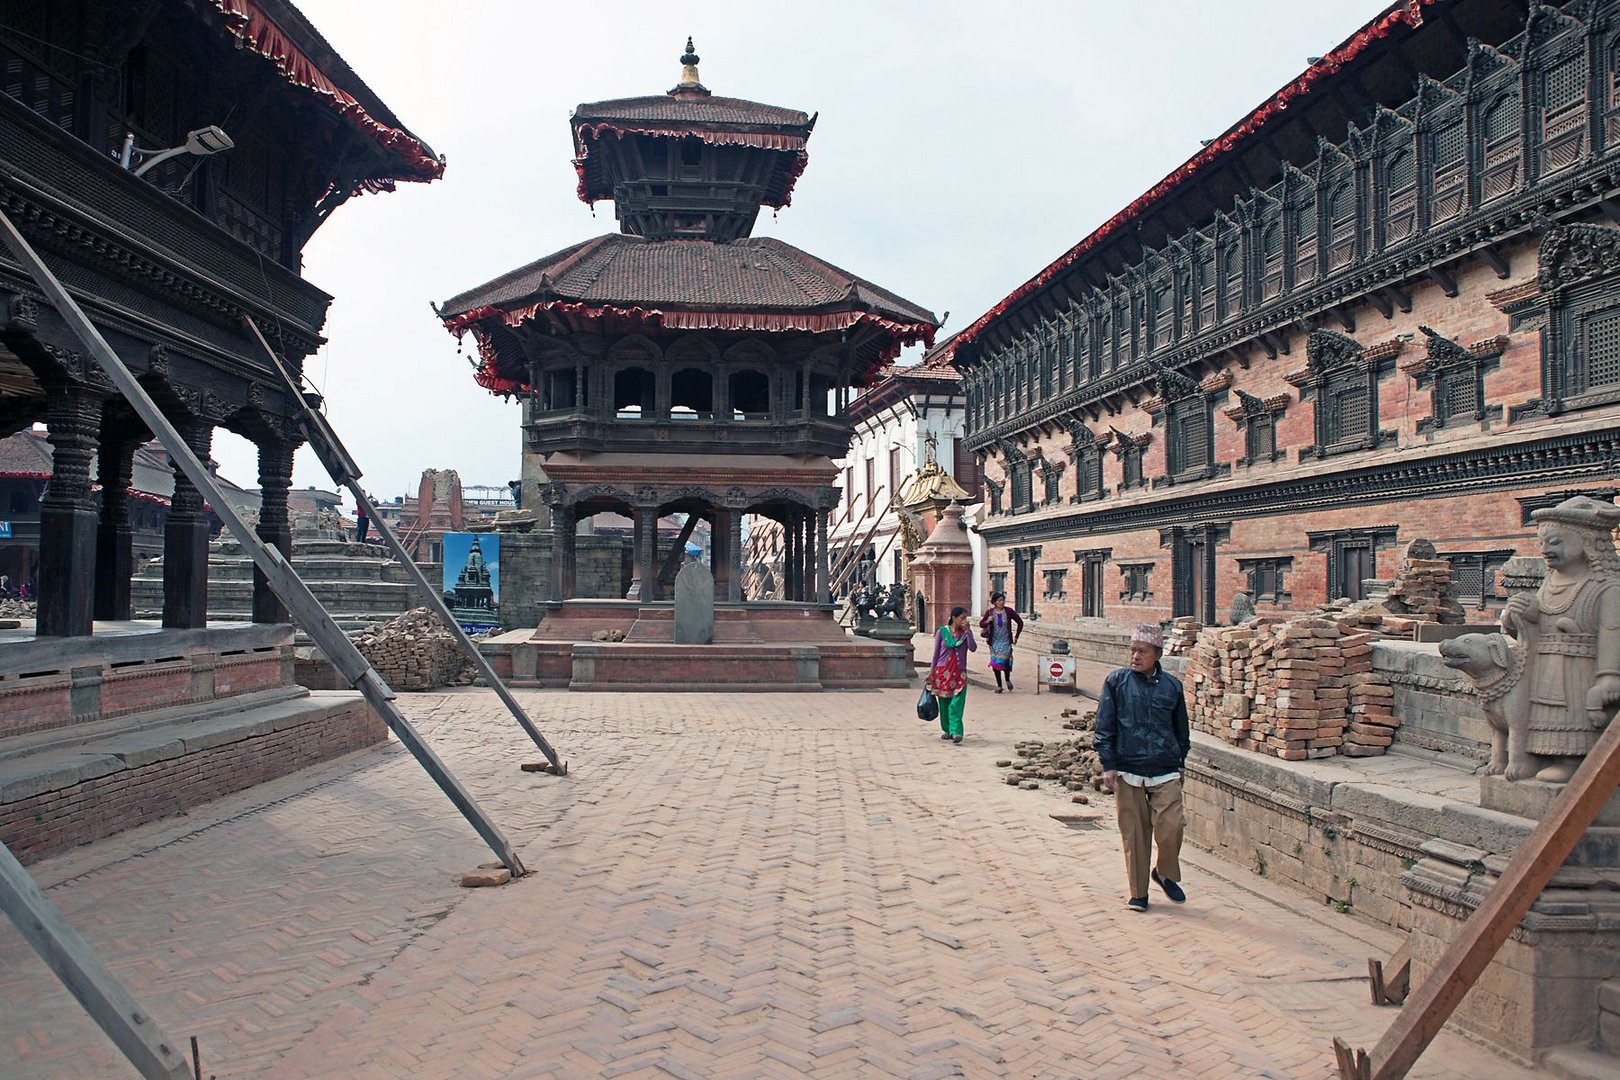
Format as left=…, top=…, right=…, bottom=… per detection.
left=1368, top=940, right=1411, bottom=1006
left=1337, top=715, right=1620, bottom=1078
left=0, top=841, right=192, bottom=1079
left=1258, top=335, right=1279, bottom=360
left=655, top=513, right=701, bottom=586
left=1600, top=198, right=1620, bottom=225
left=1427, top=266, right=1459, bottom=298
left=1369, top=292, right=1394, bottom=320
left=1479, top=247, right=1510, bottom=280
left=1334, top=307, right=1357, bottom=333
left=1381, top=285, right=1412, bottom=313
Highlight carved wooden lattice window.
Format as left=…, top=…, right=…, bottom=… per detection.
left=1119, top=442, right=1144, bottom=491
left=1150, top=276, right=1173, bottom=352
left=989, top=571, right=1007, bottom=597
left=985, top=478, right=1003, bottom=516
left=1197, top=246, right=1218, bottom=329
left=1412, top=329, right=1504, bottom=432
left=1583, top=307, right=1620, bottom=393
left=1239, top=557, right=1293, bottom=605
left=1384, top=147, right=1418, bottom=244
left=1222, top=245, right=1243, bottom=319
left=1326, top=181, right=1356, bottom=270
left=1323, top=372, right=1371, bottom=448
left=1441, top=550, right=1513, bottom=610
left=1431, top=117, right=1467, bottom=223
left=1608, top=38, right=1620, bottom=144
left=1542, top=54, right=1587, bottom=173
left=1043, top=568, right=1067, bottom=600
left=1040, top=458, right=1064, bottom=507
left=1010, top=462, right=1033, bottom=513
left=1261, top=221, right=1284, bottom=300
left=1167, top=397, right=1211, bottom=479
left=1293, top=201, right=1317, bottom=287
left=1246, top=413, right=1276, bottom=462
left=1119, top=563, right=1153, bottom=604
left=1076, top=444, right=1103, bottom=502
left=1480, top=91, right=1521, bottom=202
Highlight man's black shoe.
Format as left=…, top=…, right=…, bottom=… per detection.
left=1152, top=869, right=1186, bottom=903
left=1126, top=896, right=1148, bottom=913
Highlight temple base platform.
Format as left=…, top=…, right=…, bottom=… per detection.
left=480, top=600, right=914, bottom=691
left=0, top=621, right=382, bottom=864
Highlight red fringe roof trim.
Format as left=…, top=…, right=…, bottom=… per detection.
left=447, top=300, right=935, bottom=396
left=210, top=1, right=444, bottom=192
left=954, top=0, right=1439, bottom=354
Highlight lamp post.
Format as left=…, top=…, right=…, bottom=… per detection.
left=119, top=126, right=235, bottom=177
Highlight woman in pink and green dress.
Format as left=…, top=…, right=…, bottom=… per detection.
left=928, top=607, right=978, bottom=744
left=979, top=592, right=1024, bottom=692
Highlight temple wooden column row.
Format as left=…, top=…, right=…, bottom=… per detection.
left=6, top=332, right=305, bottom=638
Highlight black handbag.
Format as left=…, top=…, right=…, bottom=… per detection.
left=916, top=686, right=939, bottom=722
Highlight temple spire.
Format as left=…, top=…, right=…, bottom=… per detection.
left=671, top=36, right=709, bottom=97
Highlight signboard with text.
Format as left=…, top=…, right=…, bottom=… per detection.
left=1038, top=654, right=1076, bottom=694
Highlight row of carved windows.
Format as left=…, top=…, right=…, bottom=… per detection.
left=962, top=8, right=1612, bottom=438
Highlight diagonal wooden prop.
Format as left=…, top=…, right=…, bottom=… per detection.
left=1336, top=715, right=1620, bottom=1078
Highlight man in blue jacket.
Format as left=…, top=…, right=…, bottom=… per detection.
left=1095, top=623, right=1191, bottom=912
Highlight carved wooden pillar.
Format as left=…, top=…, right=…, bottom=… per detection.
left=636, top=506, right=659, bottom=604
left=783, top=512, right=799, bottom=601
left=37, top=381, right=104, bottom=637
left=728, top=511, right=744, bottom=603
left=815, top=506, right=830, bottom=605
left=93, top=430, right=138, bottom=622
left=162, top=416, right=213, bottom=629
left=252, top=435, right=295, bottom=624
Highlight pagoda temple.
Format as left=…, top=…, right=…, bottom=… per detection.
left=440, top=42, right=936, bottom=689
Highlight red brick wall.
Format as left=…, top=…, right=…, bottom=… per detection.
left=0, top=698, right=384, bottom=864
left=980, top=234, right=1605, bottom=630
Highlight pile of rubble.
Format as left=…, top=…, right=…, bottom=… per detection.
left=355, top=608, right=477, bottom=691
left=0, top=598, right=36, bottom=619
left=1164, top=617, right=1200, bottom=656
left=1185, top=616, right=1395, bottom=760
left=996, top=708, right=1108, bottom=793
left=1325, top=547, right=1465, bottom=636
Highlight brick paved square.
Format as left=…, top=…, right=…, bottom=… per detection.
left=0, top=680, right=1536, bottom=1078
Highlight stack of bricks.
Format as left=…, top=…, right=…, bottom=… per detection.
left=1325, top=554, right=1466, bottom=637
left=354, top=608, right=474, bottom=691
left=1185, top=615, right=1394, bottom=761
left=1164, top=617, right=1201, bottom=657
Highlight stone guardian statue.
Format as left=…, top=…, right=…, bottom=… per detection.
left=1499, top=495, right=1620, bottom=782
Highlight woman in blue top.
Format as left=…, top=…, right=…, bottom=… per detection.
left=979, top=592, right=1024, bottom=692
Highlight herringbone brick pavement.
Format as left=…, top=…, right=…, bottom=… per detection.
left=0, top=684, right=1535, bottom=1079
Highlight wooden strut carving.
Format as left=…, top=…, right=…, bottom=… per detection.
left=1334, top=713, right=1620, bottom=1078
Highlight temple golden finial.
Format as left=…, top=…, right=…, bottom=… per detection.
left=672, top=36, right=708, bottom=96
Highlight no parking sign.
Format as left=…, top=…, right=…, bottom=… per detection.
left=1038, top=653, right=1075, bottom=694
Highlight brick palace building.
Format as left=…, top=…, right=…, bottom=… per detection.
left=953, top=0, right=1620, bottom=631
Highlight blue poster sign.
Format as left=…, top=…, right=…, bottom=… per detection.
left=0, top=521, right=10, bottom=539
left=441, top=532, right=500, bottom=630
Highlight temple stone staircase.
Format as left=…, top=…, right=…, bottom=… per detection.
left=131, top=534, right=442, bottom=634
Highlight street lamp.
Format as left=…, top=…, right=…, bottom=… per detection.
left=120, top=125, right=235, bottom=178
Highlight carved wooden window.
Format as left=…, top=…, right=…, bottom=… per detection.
left=985, top=477, right=1004, bottom=515
left=1010, top=461, right=1033, bottom=513
left=1119, top=563, right=1154, bottom=604
left=1384, top=147, right=1418, bottom=244
left=1075, top=548, right=1110, bottom=618
left=1043, top=568, right=1067, bottom=600
left=1430, top=117, right=1467, bottom=223
left=1582, top=307, right=1620, bottom=394
left=1075, top=443, right=1104, bottom=502
left=1239, top=557, right=1292, bottom=606
left=989, top=570, right=1007, bottom=597
left=1607, top=38, right=1620, bottom=144
left=1541, top=54, right=1587, bottom=174
left=1245, top=412, right=1276, bottom=462
left=1011, top=546, right=1041, bottom=616
left=1292, top=201, right=1317, bottom=287
left=1480, top=91, right=1521, bottom=202
left=1261, top=221, right=1283, bottom=300
left=1326, top=181, right=1356, bottom=270
left=1197, top=246, right=1217, bottom=329
left=1408, top=326, right=1506, bottom=432
left=1323, top=371, right=1371, bottom=448
left=1441, top=550, right=1513, bottom=610
left=952, top=440, right=980, bottom=499
left=1147, top=276, right=1169, bottom=352
left=1041, top=332, right=1056, bottom=399
left=889, top=446, right=903, bottom=498
left=1309, top=526, right=1397, bottom=603
left=1222, top=244, right=1243, bottom=319
left=1166, top=397, right=1212, bottom=480
left=1118, top=441, right=1144, bottom=491
left=1039, top=457, right=1064, bottom=507
left=865, top=457, right=876, bottom=513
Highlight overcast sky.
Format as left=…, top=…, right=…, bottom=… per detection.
left=208, top=0, right=1382, bottom=504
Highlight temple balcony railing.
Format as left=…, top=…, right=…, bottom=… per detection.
left=0, top=90, right=330, bottom=374
left=523, top=410, right=854, bottom=458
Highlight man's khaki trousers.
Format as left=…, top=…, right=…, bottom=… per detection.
left=1115, top=777, right=1184, bottom=899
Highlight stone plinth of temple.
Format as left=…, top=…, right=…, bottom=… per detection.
left=910, top=503, right=973, bottom=632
